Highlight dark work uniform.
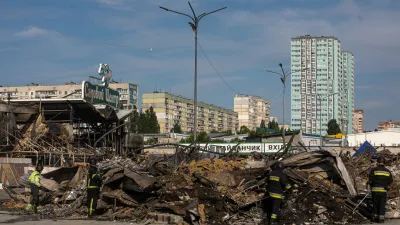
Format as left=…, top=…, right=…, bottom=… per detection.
left=266, top=168, right=292, bottom=223
left=368, top=165, right=393, bottom=222
left=87, top=166, right=101, bottom=217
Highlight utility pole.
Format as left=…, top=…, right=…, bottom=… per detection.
left=279, top=64, right=286, bottom=149
left=316, top=93, right=326, bottom=147
left=160, top=2, right=226, bottom=142
left=265, top=66, right=308, bottom=149
left=6, top=92, right=10, bottom=145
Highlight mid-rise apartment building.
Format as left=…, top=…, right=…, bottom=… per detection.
left=378, top=120, right=400, bottom=131
left=233, top=94, right=270, bottom=131
left=142, top=92, right=238, bottom=133
left=290, top=35, right=355, bottom=135
left=341, top=51, right=355, bottom=134
left=0, top=82, right=139, bottom=109
left=353, top=110, right=364, bottom=133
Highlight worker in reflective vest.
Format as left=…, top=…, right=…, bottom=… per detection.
left=26, top=164, right=43, bottom=213
left=368, top=157, right=393, bottom=223
left=266, top=161, right=292, bottom=225
left=87, top=158, right=101, bottom=218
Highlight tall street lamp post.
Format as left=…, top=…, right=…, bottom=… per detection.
left=316, top=93, right=327, bottom=147
left=265, top=66, right=308, bottom=149
left=159, top=2, right=226, bottom=142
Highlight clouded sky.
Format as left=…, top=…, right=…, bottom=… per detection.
left=1, top=0, right=399, bottom=130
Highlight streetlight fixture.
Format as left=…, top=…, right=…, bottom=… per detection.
left=159, top=2, right=226, bottom=142
left=265, top=65, right=308, bottom=149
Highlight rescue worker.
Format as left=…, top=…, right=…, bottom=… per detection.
left=87, top=158, right=101, bottom=218
left=368, top=156, right=393, bottom=223
left=266, top=161, right=292, bottom=225
left=26, top=164, right=43, bottom=213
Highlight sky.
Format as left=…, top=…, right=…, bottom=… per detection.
left=1, top=0, right=400, bottom=130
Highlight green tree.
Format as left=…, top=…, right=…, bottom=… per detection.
left=147, top=107, right=160, bottom=133
left=260, top=120, right=266, bottom=128
left=128, top=110, right=139, bottom=133
left=230, top=137, right=244, bottom=143
left=327, top=119, right=341, bottom=135
left=171, top=121, right=182, bottom=133
left=179, top=131, right=211, bottom=143
left=137, top=111, right=148, bottom=133
left=137, top=107, right=160, bottom=133
left=238, top=125, right=250, bottom=134
left=268, top=119, right=280, bottom=132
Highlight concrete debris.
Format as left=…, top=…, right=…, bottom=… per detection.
left=2, top=148, right=400, bottom=224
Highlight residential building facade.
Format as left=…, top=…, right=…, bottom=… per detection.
left=142, top=92, right=238, bottom=134
left=341, top=51, right=355, bottom=134
left=234, top=94, right=270, bottom=131
left=378, top=120, right=400, bottom=131
left=353, top=109, right=364, bottom=133
left=290, top=35, right=355, bottom=135
left=0, top=82, right=139, bottom=110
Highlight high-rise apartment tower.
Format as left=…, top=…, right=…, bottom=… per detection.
left=290, top=35, right=354, bottom=135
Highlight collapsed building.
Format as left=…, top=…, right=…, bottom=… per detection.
left=2, top=142, right=400, bottom=225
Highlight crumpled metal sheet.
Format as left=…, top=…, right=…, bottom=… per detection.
left=102, top=189, right=138, bottom=207
left=282, top=151, right=331, bottom=167
left=124, top=168, right=156, bottom=191
left=68, top=166, right=87, bottom=188
left=41, top=178, right=59, bottom=192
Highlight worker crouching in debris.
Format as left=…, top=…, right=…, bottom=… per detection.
left=266, top=162, right=292, bottom=225
left=368, top=157, right=393, bottom=223
left=87, top=158, right=102, bottom=218
left=26, top=164, right=43, bottom=213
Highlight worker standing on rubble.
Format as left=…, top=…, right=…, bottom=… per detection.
left=266, top=162, right=292, bottom=225
left=368, top=157, right=393, bottom=223
left=26, top=164, right=43, bottom=213
left=87, top=158, right=101, bottom=218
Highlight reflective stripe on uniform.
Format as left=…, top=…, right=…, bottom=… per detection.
left=374, top=171, right=390, bottom=176
left=89, top=198, right=94, bottom=215
left=87, top=174, right=100, bottom=189
left=269, top=192, right=282, bottom=199
left=269, top=176, right=280, bottom=181
left=271, top=214, right=277, bottom=219
left=286, top=184, right=291, bottom=190
left=372, top=187, right=387, bottom=192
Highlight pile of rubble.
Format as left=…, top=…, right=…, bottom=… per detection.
left=2, top=149, right=400, bottom=224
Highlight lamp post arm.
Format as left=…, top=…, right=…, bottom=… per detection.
left=198, top=7, right=227, bottom=21
left=159, top=6, right=195, bottom=22
left=265, top=70, right=282, bottom=76
left=188, top=2, right=197, bottom=17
